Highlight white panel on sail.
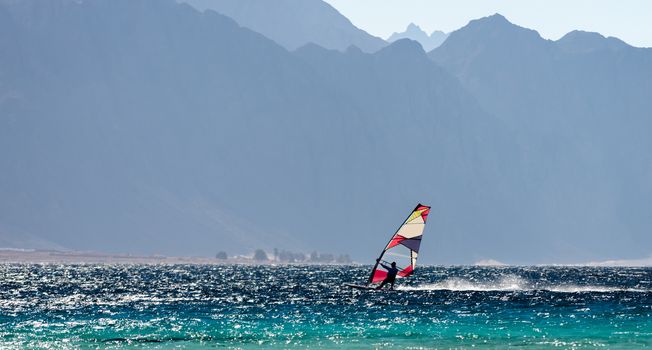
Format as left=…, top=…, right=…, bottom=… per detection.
left=395, top=224, right=425, bottom=238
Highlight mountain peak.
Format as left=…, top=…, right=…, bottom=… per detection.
left=375, top=38, right=433, bottom=67
left=485, top=13, right=509, bottom=23
left=466, top=13, right=526, bottom=32
left=433, top=13, right=545, bottom=55
left=388, top=23, right=448, bottom=51
left=389, top=23, right=428, bottom=41
left=406, top=23, right=425, bottom=34
left=556, top=30, right=630, bottom=53
left=380, top=38, right=425, bottom=55
left=429, top=13, right=552, bottom=77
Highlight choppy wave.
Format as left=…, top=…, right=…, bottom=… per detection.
left=398, top=275, right=650, bottom=293
left=0, top=264, right=650, bottom=348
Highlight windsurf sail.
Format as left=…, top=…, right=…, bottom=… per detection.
left=368, top=204, right=431, bottom=285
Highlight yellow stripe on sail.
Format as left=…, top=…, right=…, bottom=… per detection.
left=406, top=209, right=426, bottom=223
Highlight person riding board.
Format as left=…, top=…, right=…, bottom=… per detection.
left=375, top=259, right=399, bottom=290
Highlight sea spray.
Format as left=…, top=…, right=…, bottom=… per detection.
left=398, top=274, right=650, bottom=293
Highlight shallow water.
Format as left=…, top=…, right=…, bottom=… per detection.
left=0, top=264, right=650, bottom=349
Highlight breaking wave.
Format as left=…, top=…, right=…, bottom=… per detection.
left=398, top=275, right=649, bottom=293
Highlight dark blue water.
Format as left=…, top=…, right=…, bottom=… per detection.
left=1, top=264, right=650, bottom=348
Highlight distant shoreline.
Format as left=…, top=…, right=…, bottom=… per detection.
left=1, top=249, right=649, bottom=267
left=0, top=248, right=360, bottom=265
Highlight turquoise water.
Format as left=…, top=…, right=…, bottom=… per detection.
left=1, top=264, right=650, bottom=349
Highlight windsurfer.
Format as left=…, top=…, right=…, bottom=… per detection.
left=376, top=259, right=399, bottom=290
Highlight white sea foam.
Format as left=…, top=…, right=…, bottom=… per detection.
left=473, top=259, right=508, bottom=266
left=580, top=256, right=652, bottom=267
left=398, top=276, right=526, bottom=292
left=398, top=275, right=649, bottom=293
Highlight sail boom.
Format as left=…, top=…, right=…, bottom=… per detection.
left=384, top=251, right=411, bottom=258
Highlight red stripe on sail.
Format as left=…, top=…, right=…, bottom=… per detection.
left=386, top=235, right=406, bottom=249
left=417, top=205, right=430, bottom=223
left=398, top=265, right=414, bottom=278
left=371, top=269, right=387, bottom=283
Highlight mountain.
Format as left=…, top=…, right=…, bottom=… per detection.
left=556, top=30, right=630, bottom=54
left=0, top=0, right=518, bottom=263
left=2, top=2, right=650, bottom=264
left=429, top=14, right=652, bottom=261
left=388, top=23, right=448, bottom=51
left=0, top=0, right=324, bottom=255
left=180, top=0, right=387, bottom=52
left=294, top=40, right=528, bottom=263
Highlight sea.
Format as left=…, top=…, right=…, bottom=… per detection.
left=0, top=264, right=650, bottom=349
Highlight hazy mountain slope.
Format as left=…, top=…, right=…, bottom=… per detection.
left=180, top=0, right=387, bottom=52
left=429, top=14, right=652, bottom=261
left=3, top=1, right=649, bottom=263
left=0, top=0, right=358, bottom=255
left=388, top=23, right=448, bottom=51
left=294, top=41, right=534, bottom=263
left=0, top=0, right=519, bottom=263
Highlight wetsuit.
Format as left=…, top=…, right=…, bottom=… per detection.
left=377, top=263, right=399, bottom=290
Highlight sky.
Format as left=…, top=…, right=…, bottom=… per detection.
left=324, top=0, right=652, bottom=48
